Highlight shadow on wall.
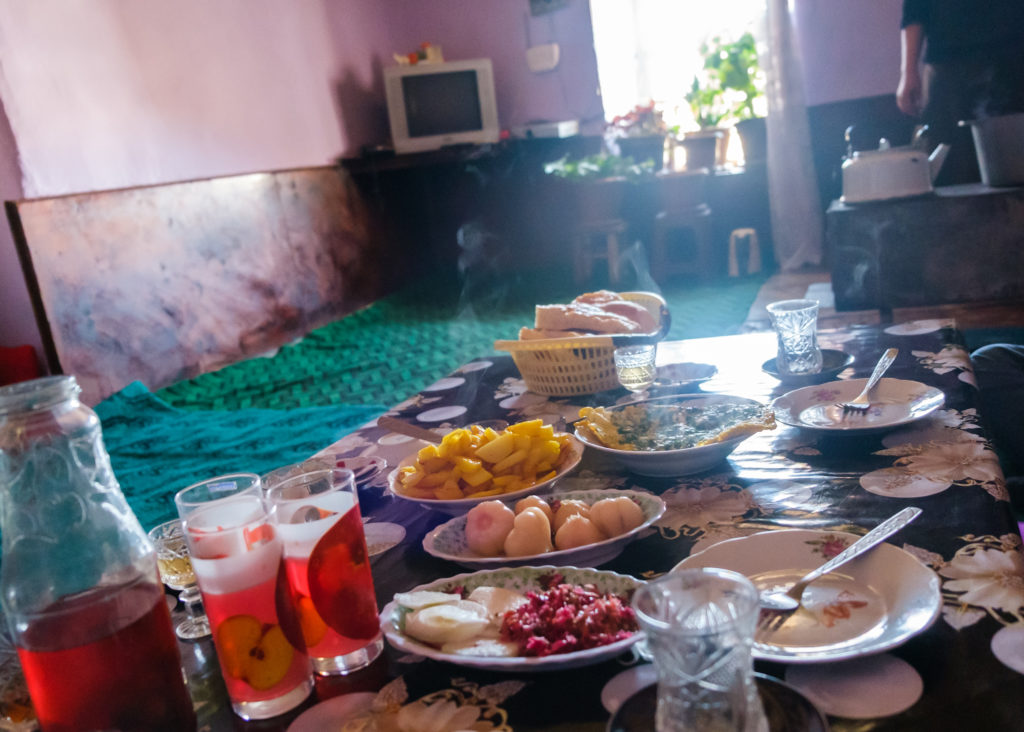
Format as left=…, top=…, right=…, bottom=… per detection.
left=334, top=55, right=390, bottom=155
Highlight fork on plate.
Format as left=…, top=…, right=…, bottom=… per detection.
left=836, top=347, right=898, bottom=416
left=756, top=506, right=923, bottom=636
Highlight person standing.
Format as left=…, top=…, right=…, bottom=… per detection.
left=896, top=0, right=1024, bottom=185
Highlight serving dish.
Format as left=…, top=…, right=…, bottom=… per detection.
left=422, top=489, right=666, bottom=569
left=762, top=349, right=854, bottom=385
left=651, top=362, right=718, bottom=392
left=386, top=435, right=584, bottom=515
left=673, top=529, right=941, bottom=663
left=573, top=394, right=772, bottom=478
left=380, top=565, right=644, bottom=672
left=770, top=377, right=944, bottom=434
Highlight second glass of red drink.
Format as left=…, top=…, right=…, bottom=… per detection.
left=266, top=468, right=384, bottom=675
left=176, top=473, right=314, bottom=720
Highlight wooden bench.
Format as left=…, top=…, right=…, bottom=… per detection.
left=7, top=166, right=393, bottom=405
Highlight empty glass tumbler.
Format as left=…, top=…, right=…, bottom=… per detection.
left=633, top=568, right=767, bottom=732
left=766, top=299, right=823, bottom=375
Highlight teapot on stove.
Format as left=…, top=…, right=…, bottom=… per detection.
left=840, top=125, right=951, bottom=204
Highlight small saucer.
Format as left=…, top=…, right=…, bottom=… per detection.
left=651, top=362, right=718, bottom=392
left=608, top=673, right=829, bottom=732
left=762, top=349, right=854, bottom=384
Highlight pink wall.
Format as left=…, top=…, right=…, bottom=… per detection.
left=795, top=0, right=903, bottom=106
left=0, top=0, right=394, bottom=356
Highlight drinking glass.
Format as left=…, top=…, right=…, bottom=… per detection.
left=766, top=298, right=823, bottom=375
left=266, top=468, right=383, bottom=675
left=614, top=344, right=657, bottom=393
left=632, top=568, right=767, bottom=732
left=148, top=519, right=211, bottom=640
left=175, top=473, right=313, bottom=721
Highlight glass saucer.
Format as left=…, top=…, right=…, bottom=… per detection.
left=608, top=673, right=829, bottom=732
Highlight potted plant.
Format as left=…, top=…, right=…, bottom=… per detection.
left=605, top=101, right=673, bottom=171
left=544, top=153, right=656, bottom=223
left=683, top=32, right=766, bottom=167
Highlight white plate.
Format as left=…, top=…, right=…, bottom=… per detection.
left=574, top=394, right=771, bottom=478
left=770, top=378, right=944, bottom=433
left=380, top=565, right=643, bottom=672
left=386, top=434, right=584, bottom=516
left=673, top=529, right=941, bottom=663
left=287, top=692, right=376, bottom=732
left=422, top=489, right=666, bottom=569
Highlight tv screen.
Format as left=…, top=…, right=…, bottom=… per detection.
left=384, top=58, right=500, bottom=154
left=403, top=70, right=483, bottom=138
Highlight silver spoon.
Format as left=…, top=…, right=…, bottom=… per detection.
left=759, top=506, right=922, bottom=612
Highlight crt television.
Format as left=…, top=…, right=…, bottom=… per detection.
left=384, top=58, right=500, bottom=154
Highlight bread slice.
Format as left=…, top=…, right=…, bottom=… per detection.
left=534, top=303, right=642, bottom=334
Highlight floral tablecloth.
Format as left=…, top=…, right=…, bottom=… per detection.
left=194, top=320, right=1024, bottom=731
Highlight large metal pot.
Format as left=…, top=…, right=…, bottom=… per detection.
left=960, top=113, right=1024, bottom=187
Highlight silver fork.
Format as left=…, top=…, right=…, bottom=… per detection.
left=837, top=347, right=898, bottom=416
left=756, top=506, right=923, bottom=636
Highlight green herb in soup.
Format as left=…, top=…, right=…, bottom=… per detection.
left=578, top=402, right=775, bottom=451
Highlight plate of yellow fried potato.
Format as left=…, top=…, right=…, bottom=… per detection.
left=386, top=419, right=584, bottom=515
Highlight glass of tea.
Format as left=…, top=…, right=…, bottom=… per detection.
left=266, top=468, right=384, bottom=675
left=148, top=518, right=211, bottom=640
left=614, top=344, right=658, bottom=393
left=175, top=474, right=313, bottom=720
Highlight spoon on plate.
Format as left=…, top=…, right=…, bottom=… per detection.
left=376, top=416, right=443, bottom=444
left=759, top=506, right=922, bottom=612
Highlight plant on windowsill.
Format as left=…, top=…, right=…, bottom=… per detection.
left=682, top=32, right=767, bottom=168
left=544, top=153, right=656, bottom=224
left=604, top=101, right=676, bottom=171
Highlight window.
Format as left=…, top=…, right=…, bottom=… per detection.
left=590, top=0, right=765, bottom=163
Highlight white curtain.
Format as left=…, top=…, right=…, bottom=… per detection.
left=763, top=0, right=823, bottom=270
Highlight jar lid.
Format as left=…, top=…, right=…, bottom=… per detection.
left=0, top=375, right=80, bottom=415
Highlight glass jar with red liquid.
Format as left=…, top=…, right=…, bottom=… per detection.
left=0, top=376, right=196, bottom=731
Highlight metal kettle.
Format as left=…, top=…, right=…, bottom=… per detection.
left=840, top=126, right=951, bottom=204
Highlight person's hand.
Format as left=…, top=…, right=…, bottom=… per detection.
left=897, top=67, right=923, bottom=116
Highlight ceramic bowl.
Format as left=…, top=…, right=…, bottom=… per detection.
left=386, top=434, right=584, bottom=515
left=573, top=394, right=772, bottom=478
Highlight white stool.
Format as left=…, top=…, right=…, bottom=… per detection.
left=728, top=228, right=762, bottom=277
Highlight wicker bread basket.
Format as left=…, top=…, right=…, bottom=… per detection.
left=494, top=292, right=670, bottom=396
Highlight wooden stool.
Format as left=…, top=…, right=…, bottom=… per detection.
left=651, top=204, right=714, bottom=281
left=572, top=218, right=628, bottom=285
left=728, top=227, right=762, bottom=276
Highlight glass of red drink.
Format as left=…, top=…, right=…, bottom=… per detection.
left=175, top=473, right=313, bottom=720
left=266, top=468, right=384, bottom=675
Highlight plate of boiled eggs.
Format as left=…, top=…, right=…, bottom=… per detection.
left=422, top=489, right=666, bottom=570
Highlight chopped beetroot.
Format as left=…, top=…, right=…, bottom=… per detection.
left=500, top=582, right=638, bottom=657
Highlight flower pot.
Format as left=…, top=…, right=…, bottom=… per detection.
left=616, top=136, right=666, bottom=171
left=575, top=178, right=628, bottom=224
left=678, top=129, right=726, bottom=171
left=735, top=117, right=767, bottom=166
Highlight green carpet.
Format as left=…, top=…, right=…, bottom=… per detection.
left=157, top=270, right=766, bottom=411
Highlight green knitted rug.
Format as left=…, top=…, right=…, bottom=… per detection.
left=157, top=270, right=766, bottom=411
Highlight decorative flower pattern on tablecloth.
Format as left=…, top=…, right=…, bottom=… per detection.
left=656, top=478, right=757, bottom=540
left=861, top=408, right=1005, bottom=500
left=493, top=378, right=578, bottom=423
left=903, top=534, right=1024, bottom=637
left=885, top=319, right=956, bottom=336
left=913, top=344, right=976, bottom=387
left=339, top=676, right=525, bottom=732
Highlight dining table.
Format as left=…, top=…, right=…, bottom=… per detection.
left=181, top=319, right=1024, bottom=731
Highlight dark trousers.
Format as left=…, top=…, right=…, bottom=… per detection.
left=972, top=344, right=1024, bottom=480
